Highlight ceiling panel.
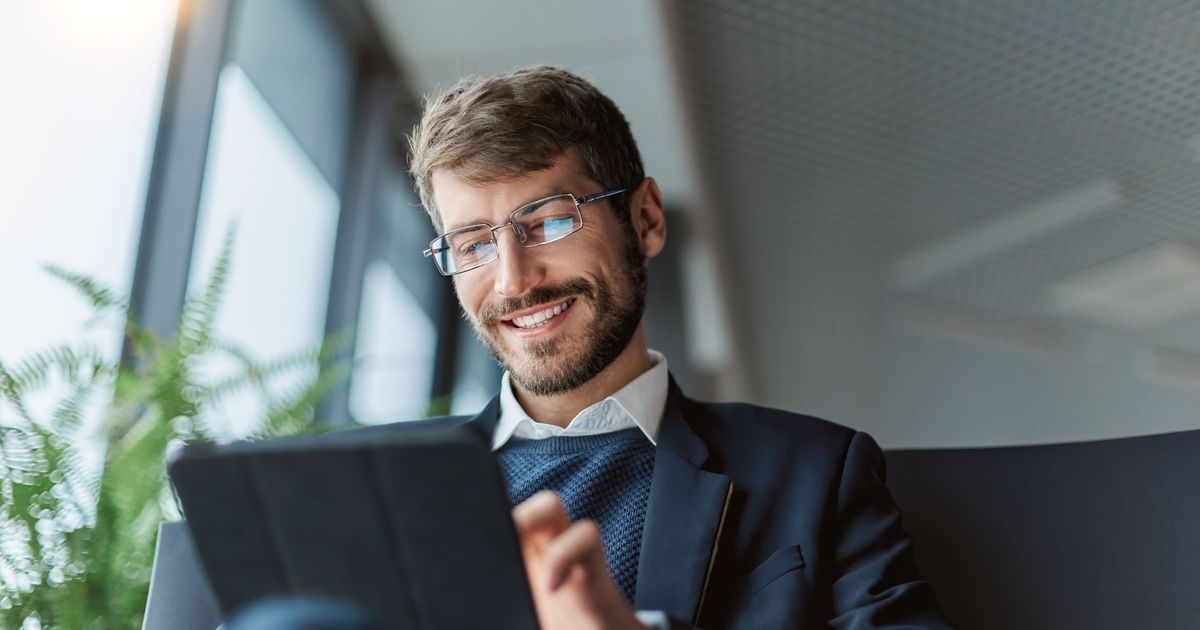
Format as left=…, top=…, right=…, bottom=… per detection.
left=667, top=0, right=1200, bottom=404
left=361, top=0, right=699, bottom=208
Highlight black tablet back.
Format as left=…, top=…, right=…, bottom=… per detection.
left=167, top=425, right=537, bottom=629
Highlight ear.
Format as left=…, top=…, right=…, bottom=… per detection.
left=629, top=177, right=667, bottom=259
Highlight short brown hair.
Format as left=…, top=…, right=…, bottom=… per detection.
left=407, top=66, right=644, bottom=232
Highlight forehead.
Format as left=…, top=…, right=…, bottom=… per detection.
left=430, top=154, right=594, bottom=231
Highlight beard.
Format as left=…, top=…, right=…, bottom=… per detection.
left=469, top=229, right=647, bottom=396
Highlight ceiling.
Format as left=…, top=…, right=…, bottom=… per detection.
left=363, top=0, right=1200, bottom=445
left=363, top=0, right=698, bottom=208
left=666, top=0, right=1200, bottom=426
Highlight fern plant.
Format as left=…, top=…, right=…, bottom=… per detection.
left=0, top=226, right=351, bottom=628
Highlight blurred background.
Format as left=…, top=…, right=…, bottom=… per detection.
left=5, top=0, right=1200, bottom=456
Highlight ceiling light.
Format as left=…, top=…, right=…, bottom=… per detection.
left=1051, top=244, right=1200, bottom=329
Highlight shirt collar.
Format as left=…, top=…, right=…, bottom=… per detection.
left=493, top=350, right=669, bottom=451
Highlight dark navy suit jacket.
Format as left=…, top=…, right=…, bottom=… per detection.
left=396, top=379, right=950, bottom=629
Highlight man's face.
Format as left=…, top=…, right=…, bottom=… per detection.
left=431, top=155, right=647, bottom=396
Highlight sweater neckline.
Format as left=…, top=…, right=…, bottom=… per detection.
left=495, top=427, right=651, bottom=455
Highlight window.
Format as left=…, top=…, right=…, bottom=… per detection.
left=187, top=65, right=341, bottom=437
left=0, top=0, right=176, bottom=437
left=348, top=148, right=442, bottom=423
left=350, top=261, right=437, bottom=423
left=184, top=0, right=356, bottom=436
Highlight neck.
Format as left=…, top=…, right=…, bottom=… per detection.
left=512, top=325, right=653, bottom=427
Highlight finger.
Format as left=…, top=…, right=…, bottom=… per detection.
left=541, top=519, right=608, bottom=591
left=512, top=490, right=570, bottom=540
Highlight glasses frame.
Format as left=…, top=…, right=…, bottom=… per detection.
left=423, top=187, right=628, bottom=276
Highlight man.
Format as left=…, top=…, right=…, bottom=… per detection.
left=397, top=65, right=950, bottom=629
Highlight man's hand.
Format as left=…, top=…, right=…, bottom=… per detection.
left=512, top=491, right=646, bottom=630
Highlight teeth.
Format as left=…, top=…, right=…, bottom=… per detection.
left=512, top=300, right=572, bottom=329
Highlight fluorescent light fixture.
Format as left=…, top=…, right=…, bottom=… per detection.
left=1144, top=347, right=1200, bottom=389
left=891, top=178, right=1122, bottom=290
left=892, top=298, right=1064, bottom=355
left=1051, top=244, right=1200, bottom=329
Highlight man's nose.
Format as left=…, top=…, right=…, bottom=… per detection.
left=492, top=227, right=541, bottom=298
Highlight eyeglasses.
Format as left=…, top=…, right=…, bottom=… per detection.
left=423, top=188, right=628, bottom=276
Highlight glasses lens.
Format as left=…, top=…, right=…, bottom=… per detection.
left=443, top=225, right=496, bottom=274
left=513, top=195, right=581, bottom=246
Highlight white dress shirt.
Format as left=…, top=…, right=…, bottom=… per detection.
left=492, top=350, right=669, bottom=451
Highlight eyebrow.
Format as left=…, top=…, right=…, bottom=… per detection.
left=442, top=188, right=573, bottom=233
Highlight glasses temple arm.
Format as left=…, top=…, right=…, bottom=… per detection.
left=579, top=187, right=628, bottom=204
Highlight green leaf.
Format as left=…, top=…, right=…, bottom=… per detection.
left=42, top=264, right=128, bottom=314
left=0, top=345, right=110, bottom=398
left=177, top=223, right=235, bottom=359
left=260, top=359, right=351, bottom=437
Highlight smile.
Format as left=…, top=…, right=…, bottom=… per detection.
left=508, top=298, right=575, bottom=329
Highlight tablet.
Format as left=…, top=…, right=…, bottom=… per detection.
left=167, top=424, right=538, bottom=629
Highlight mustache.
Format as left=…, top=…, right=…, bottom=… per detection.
left=479, top=278, right=594, bottom=325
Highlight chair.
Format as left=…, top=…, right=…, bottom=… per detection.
left=886, top=429, right=1200, bottom=629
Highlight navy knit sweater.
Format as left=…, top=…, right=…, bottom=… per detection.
left=495, top=428, right=656, bottom=603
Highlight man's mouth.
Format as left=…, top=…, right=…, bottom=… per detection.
left=504, top=298, right=576, bottom=329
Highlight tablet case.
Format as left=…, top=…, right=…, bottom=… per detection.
left=142, top=521, right=221, bottom=630
left=167, top=425, right=538, bottom=629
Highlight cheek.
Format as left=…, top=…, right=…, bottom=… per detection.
left=555, top=234, right=619, bottom=276
left=453, top=277, right=488, bottom=319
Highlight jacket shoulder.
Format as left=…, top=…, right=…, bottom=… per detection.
left=691, top=399, right=858, bottom=447
left=679, top=398, right=869, bottom=481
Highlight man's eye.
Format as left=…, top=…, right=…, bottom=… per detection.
left=541, top=216, right=575, bottom=239
left=459, top=239, right=491, bottom=256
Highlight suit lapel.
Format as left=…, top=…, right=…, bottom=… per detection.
left=635, top=382, right=733, bottom=626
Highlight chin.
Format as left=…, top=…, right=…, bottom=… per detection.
left=504, top=342, right=595, bottom=396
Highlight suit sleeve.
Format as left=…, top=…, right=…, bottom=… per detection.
left=828, top=431, right=952, bottom=629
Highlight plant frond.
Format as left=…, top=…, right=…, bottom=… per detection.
left=259, top=360, right=351, bottom=437
left=41, top=264, right=128, bottom=314
left=49, top=372, right=101, bottom=435
left=88, top=403, right=174, bottom=622
left=209, top=341, right=267, bottom=384
left=222, top=342, right=317, bottom=384
left=193, top=373, right=262, bottom=409
left=0, top=424, right=43, bottom=475
left=122, top=317, right=163, bottom=364
left=0, top=345, right=111, bottom=398
left=177, top=223, right=236, bottom=359
left=10, top=226, right=360, bottom=627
